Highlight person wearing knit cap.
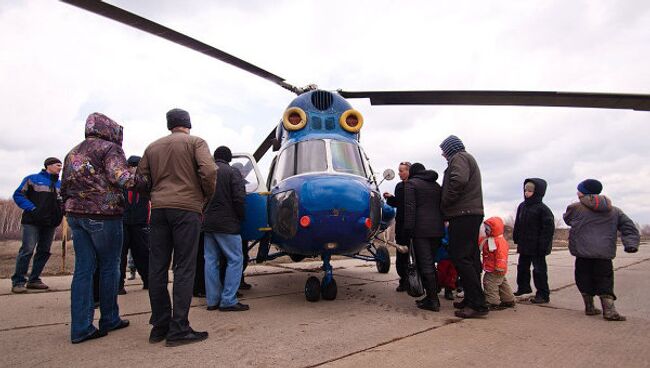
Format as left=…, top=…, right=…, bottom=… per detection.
left=564, top=179, right=640, bottom=321
left=10, top=157, right=64, bottom=294
left=439, top=135, right=488, bottom=318
left=203, top=146, right=248, bottom=312
left=512, top=178, right=555, bottom=304
left=138, top=108, right=216, bottom=346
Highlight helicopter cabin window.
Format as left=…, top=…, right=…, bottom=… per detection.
left=275, top=140, right=327, bottom=183
left=231, top=157, right=259, bottom=193
left=330, top=141, right=366, bottom=177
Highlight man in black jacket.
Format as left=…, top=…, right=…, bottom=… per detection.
left=11, top=157, right=64, bottom=293
left=403, top=163, right=445, bottom=311
left=513, top=178, right=555, bottom=303
left=119, top=156, right=150, bottom=294
left=203, top=146, right=249, bottom=312
left=383, top=161, right=411, bottom=292
left=439, top=135, right=488, bottom=318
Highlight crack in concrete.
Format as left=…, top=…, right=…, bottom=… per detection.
left=302, top=318, right=463, bottom=368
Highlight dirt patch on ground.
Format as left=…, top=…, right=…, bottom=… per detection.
left=0, top=240, right=74, bottom=278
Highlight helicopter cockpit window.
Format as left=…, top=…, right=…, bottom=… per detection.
left=275, top=140, right=327, bottom=182
left=231, top=157, right=259, bottom=193
left=330, top=141, right=366, bottom=177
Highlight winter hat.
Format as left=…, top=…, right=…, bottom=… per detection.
left=439, top=135, right=465, bottom=157
left=127, top=155, right=141, bottom=167
left=524, top=181, right=535, bottom=192
left=44, top=157, right=61, bottom=168
left=577, top=179, right=603, bottom=195
left=166, top=108, right=192, bottom=130
left=409, top=162, right=425, bottom=178
left=214, top=146, right=233, bottom=162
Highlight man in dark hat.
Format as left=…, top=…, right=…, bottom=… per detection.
left=138, top=108, right=216, bottom=347
left=439, top=135, right=488, bottom=318
left=11, top=157, right=64, bottom=293
left=119, top=155, right=150, bottom=294
left=203, top=146, right=248, bottom=312
left=564, top=179, right=640, bottom=321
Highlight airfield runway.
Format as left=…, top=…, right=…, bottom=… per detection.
left=1, top=245, right=649, bottom=368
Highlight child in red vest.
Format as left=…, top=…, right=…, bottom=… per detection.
left=480, top=216, right=515, bottom=310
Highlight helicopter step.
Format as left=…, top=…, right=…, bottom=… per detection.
left=305, top=253, right=337, bottom=302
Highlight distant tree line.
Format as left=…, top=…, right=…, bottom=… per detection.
left=0, top=199, right=65, bottom=240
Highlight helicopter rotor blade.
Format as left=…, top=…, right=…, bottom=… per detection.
left=253, top=128, right=277, bottom=162
left=60, top=0, right=302, bottom=94
left=338, top=90, right=650, bottom=111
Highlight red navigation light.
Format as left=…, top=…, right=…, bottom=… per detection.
left=364, top=218, right=373, bottom=229
left=300, top=216, right=311, bottom=228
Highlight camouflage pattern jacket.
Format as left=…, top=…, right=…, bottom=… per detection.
left=61, top=113, right=138, bottom=219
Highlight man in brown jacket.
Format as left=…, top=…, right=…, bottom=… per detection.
left=138, top=108, right=217, bottom=347
left=439, top=135, right=488, bottom=319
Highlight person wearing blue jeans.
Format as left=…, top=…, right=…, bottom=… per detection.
left=204, top=233, right=245, bottom=309
left=61, top=113, right=139, bottom=343
left=203, top=146, right=248, bottom=312
left=11, top=157, right=64, bottom=293
left=68, top=217, right=126, bottom=343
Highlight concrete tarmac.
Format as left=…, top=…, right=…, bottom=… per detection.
left=1, top=245, right=649, bottom=367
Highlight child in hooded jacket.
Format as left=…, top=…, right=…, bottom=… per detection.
left=512, top=178, right=555, bottom=304
left=479, top=216, right=515, bottom=310
left=435, top=224, right=457, bottom=300
left=563, top=179, right=639, bottom=321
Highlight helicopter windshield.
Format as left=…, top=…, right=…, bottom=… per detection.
left=275, top=140, right=328, bottom=181
left=330, top=141, right=366, bottom=177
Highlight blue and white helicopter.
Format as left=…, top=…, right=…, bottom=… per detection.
left=62, top=1, right=650, bottom=302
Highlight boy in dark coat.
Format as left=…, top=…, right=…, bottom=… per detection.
left=403, top=163, right=445, bottom=311
left=512, top=178, right=555, bottom=303
left=563, top=179, right=639, bottom=321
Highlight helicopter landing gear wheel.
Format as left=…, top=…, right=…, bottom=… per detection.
left=305, top=276, right=321, bottom=302
left=289, top=254, right=305, bottom=262
left=376, top=246, right=391, bottom=274
left=321, top=278, right=337, bottom=300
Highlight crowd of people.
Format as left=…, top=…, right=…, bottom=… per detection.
left=9, top=111, right=641, bottom=346
left=383, top=135, right=640, bottom=319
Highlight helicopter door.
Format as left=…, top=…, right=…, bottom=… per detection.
left=231, top=154, right=270, bottom=242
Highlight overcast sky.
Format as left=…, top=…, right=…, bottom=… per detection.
left=1, top=0, right=649, bottom=225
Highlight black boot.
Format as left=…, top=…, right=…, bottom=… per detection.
left=417, top=295, right=440, bottom=312
left=444, top=287, right=454, bottom=300
left=582, top=293, right=601, bottom=316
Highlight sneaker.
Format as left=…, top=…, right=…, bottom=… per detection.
left=11, top=285, right=27, bottom=294
left=26, top=281, right=49, bottom=290
left=513, top=289, right=532, bottom=296
left=219, top=302, right=250, bottom=312
left=530, top=296, right=550, bottom=304
left=165, top=329, right=209, bottom=347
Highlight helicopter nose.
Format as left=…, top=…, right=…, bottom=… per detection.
left=298, top=175, right=376, bottom=250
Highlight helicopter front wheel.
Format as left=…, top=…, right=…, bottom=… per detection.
left=321, top=278, right=337, bottom=300
left=305, top=276, right=321, bottom=302
left=375, top=246, right=391, bottom=274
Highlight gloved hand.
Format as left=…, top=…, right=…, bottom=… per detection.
left=624, top=247, right=638, bottom=253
